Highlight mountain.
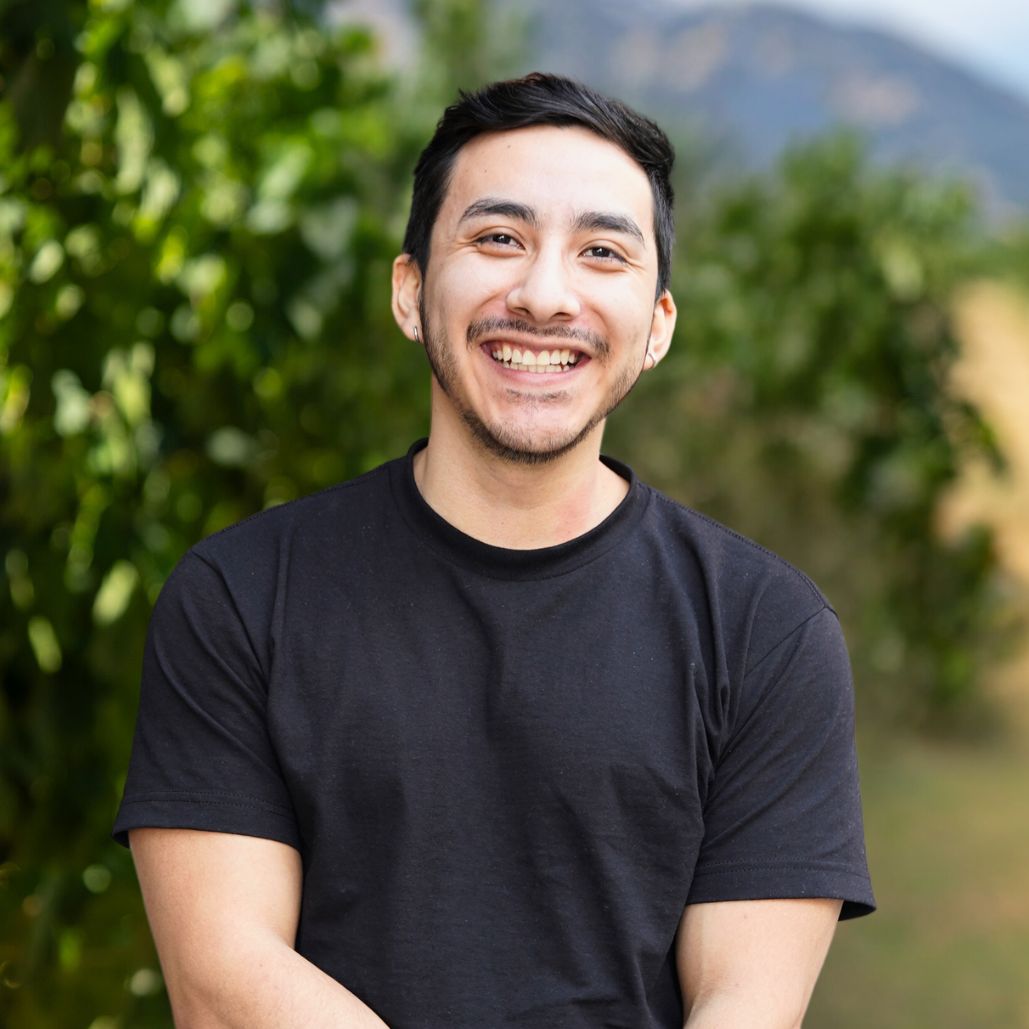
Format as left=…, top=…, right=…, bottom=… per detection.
left=335, top=0, right=1029, bottom=218
left=517, top=0, right=1029, bottom=218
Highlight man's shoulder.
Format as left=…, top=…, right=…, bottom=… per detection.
left=638, top=482, right=833, bottom=626
left=189, top=456, right=400, bottom=570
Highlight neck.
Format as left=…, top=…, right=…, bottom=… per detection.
left=414, top=420, right=629, bottom=551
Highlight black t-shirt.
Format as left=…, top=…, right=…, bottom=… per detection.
left=115, top=441, right=874, bottom=1028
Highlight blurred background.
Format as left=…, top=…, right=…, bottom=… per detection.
left=1, top=0, right=1028, bottom=1025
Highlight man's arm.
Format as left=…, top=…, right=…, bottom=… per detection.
left=676, top=897, right=841, bottom=1028
left=130, top=828, right=390, bottom=1029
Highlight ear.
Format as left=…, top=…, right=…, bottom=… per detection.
left=391, top=254, right=423, bottom=342
left=644, top=290, right=677, bottom=370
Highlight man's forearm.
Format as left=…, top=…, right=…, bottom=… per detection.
left=163, top=930, right=389, bottom=1029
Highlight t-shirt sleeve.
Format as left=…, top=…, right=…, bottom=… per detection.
left=113, top=551, right=300, bottom=849
left=687, top=604, right=875, bottom=918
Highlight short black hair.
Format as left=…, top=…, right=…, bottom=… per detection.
left=402, top=72, right=675, bottom=297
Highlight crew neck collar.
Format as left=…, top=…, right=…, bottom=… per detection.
left=388, top=439, right=649, bottom=581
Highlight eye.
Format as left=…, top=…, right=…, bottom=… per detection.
left=582, top=245, right=626, bottom=263
left=475, top=232, right=521, bottom=249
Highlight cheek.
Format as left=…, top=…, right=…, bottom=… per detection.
left=440, top=259, right=511, bottom=307
left=424, top=271, right=495, bottom=342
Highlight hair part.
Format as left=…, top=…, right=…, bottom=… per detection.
left=402, top=72, right=676, bottom=298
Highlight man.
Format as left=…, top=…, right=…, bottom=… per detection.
left=115, top=73, right=874, bottom=1027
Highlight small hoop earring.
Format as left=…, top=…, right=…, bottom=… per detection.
left=413, top=326, right=420, bottom=342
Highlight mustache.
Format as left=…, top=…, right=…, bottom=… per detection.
left=466, top=317, right=608, bottom=356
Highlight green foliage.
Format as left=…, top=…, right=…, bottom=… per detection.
left=610, top=133, right=1005, bottom=727
left=0, top=0, right=86, bottom=152
left=411, top=0, right=528, bottom=96
left=0, top=1, right=438, bottom=1024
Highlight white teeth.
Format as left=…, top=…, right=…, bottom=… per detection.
left=488, top=344, right=582, bottom=372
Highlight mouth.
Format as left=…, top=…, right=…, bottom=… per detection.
left=484, top=343, right=583, bottom=374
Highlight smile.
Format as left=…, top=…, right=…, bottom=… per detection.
left=488, top=345, right=581, bottom=373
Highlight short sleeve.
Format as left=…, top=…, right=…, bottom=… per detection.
left=113, top=552, right=300, bottom=849
left=688, top=606, right=875, bottom=918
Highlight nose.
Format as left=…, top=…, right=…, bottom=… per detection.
left=505, top=246, right=581, bottom=323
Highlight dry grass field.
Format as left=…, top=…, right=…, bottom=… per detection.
left=809, top=282, right=1029, bottom=1027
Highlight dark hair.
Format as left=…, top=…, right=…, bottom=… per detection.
left=402, top=72, right=675, bottom=297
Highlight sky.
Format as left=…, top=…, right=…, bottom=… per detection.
left=673, top=0, right=1029, bottom=101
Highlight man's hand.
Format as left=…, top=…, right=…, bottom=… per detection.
left=130, top=828, right=390, bottom=1029
left=676, top=897, right=842, bottom=1028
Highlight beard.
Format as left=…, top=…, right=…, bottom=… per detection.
left=419, top=302, right=646, bottom=466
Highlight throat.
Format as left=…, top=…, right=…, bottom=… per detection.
left=413, top=440, right=629, bottom=550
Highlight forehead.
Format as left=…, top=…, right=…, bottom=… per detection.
left=437, top=125, right=655, bottom=239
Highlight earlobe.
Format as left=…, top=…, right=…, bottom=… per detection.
left=391, top=254, right=423, bottom=342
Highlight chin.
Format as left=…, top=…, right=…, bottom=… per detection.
left=462, top=411, right=600, bottom=466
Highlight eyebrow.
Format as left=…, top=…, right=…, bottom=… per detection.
left=459, top=198, right=540, bottom=228
left=571, top=210, right=646, bottom=246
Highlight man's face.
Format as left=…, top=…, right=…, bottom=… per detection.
left=393, top=124, right=676, bottom=464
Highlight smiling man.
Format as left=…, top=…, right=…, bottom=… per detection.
left=116, top=74, right=874, bottom=1028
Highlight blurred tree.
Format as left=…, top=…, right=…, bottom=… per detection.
left=0, top=0, right=85, bottom=151
left=0, top=0, right=444, bottom=1023
left=610, top=134, right=1005, bottom=727
left=410, top=0, right=528, bottom=97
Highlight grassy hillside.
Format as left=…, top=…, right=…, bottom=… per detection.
left=812, top=730, right=1029, bottom=1027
